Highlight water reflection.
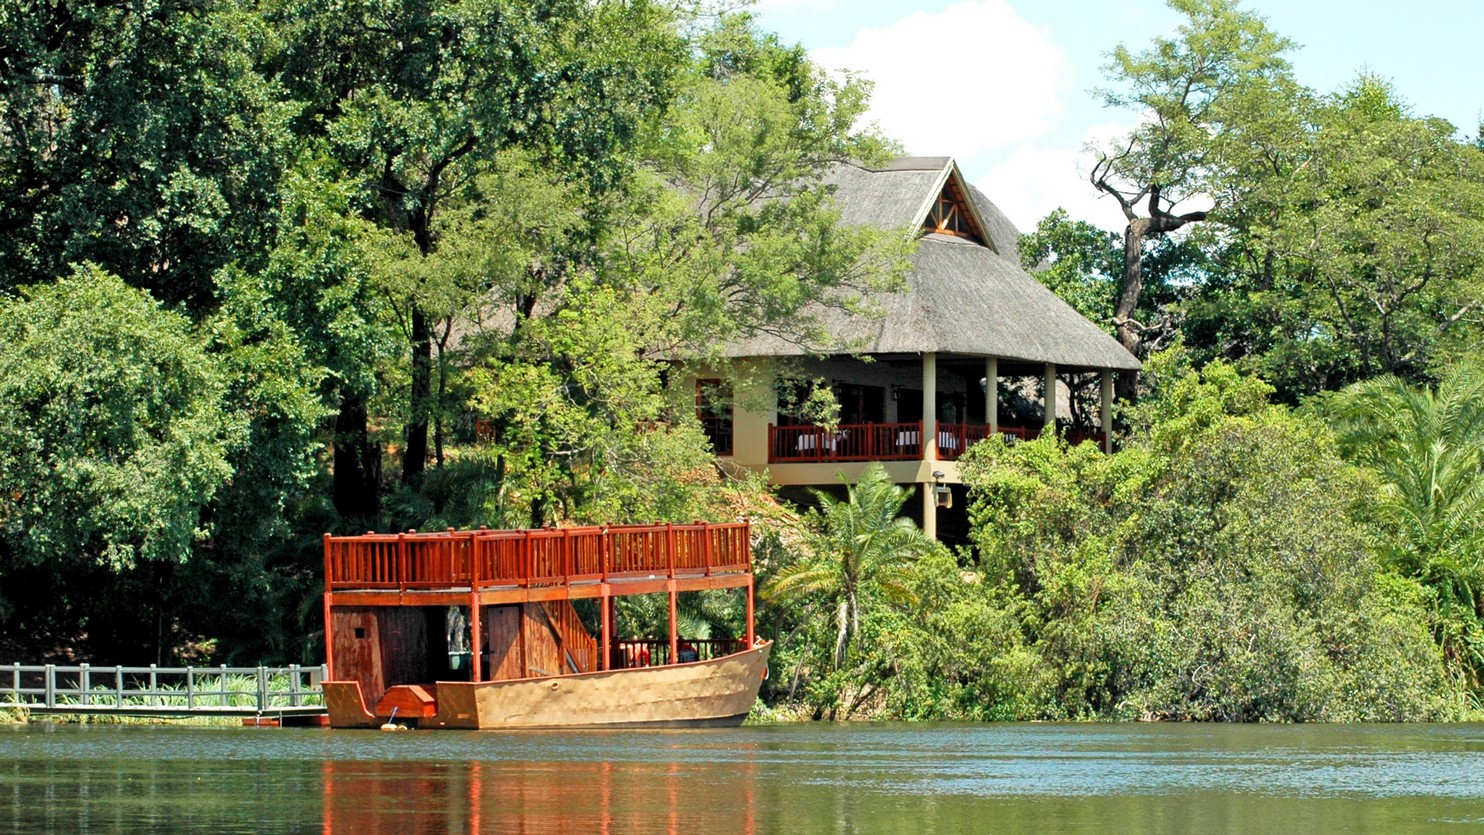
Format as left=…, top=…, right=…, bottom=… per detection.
left=321, top=757, right=758, bottom=834
left=5, top=723, right=1484, bottom=833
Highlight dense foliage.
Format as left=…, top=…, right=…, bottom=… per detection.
left=0, top=0, right=1479, bottom=723
left=761, top=353, right=1459, bottom=720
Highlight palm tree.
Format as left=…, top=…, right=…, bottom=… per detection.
left=763, top=463, right=937, bottom=669
left=1332, top=362, right=1484, bottom=687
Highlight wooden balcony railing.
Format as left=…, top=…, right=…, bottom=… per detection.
left=324, top=521, right=751, bottom=592
left=767, top=422, right=1107, bottom=463
left=769, top=422, right=924, bottom=462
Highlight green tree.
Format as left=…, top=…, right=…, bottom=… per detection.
left=958, top=351, right=1453, bottom=720
left=269, top=0, right=686, bottom=500
left=1260, top=79, right=1484, bottom=385
left=0, top=1, right=292, bottom=310
left=764, top=464, right=935, bottom=671
left=0, top=267, right=245, bottom=659
left=0, top=266, right=241, bottom=570
left=453, top=16, right=909, bottom=528
left=1090, top=0, right=1295, bottom=396
left=1329, top=363, right=1484, bottom=692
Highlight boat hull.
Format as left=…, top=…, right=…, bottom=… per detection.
left=324, top=641, right=770, bottom=730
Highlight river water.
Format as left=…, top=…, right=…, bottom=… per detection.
left=3, top=722, right=1484, bottom=833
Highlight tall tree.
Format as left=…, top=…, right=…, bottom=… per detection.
left=0, top=0, right=291, bottom=310
left=267, top=0, right=685, bottom=503
left=0, top=267, right=243, bottom=660
left=1089, top=0, right=1294, bottom=397
left=456, top=15, right=910, bottom=526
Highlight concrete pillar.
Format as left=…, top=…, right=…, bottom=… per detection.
left=1101, top=369, right=1114, bottom=454
left=730, top=360, right=772, bottom=469
left=986, top=356, right=998, bottom=434
left=1043, top=363, right=1057, bottom=434
left=923, top=352, right=937, bottom=462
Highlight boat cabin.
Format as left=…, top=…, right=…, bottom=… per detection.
left=321, top=522, right=756, bottom=724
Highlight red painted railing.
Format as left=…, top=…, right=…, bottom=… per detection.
left=766, top=422, right=1107, bottom=463
left=324, top=521, right=752, bottom=591
left=614, top=638, right=747, bottom=668
left=769, top=422, right=924, bottom=462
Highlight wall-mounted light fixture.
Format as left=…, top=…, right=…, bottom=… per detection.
left=931, top=471, right=951, bottom=508
left=890, top=384, right=904, bottom=401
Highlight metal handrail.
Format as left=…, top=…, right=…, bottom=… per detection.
left=2, top=663, right=328, bottom=715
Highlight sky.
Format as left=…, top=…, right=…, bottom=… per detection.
left=749, top=0, right=1484, bottom=233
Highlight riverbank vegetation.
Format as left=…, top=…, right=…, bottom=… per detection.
left=1, top=1, right=1481, bottom=721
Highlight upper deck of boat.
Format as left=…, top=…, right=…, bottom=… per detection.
left=323, top=521, right=753, bottom=607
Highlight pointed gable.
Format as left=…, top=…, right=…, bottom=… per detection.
left=921, top=174, right=987, bottom=245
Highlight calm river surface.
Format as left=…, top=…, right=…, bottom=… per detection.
left=3, top=722, right=1484, bottom=833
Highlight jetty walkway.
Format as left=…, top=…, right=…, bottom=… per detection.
left=2, top=663, right=327, bottom=719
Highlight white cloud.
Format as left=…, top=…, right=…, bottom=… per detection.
left=811, top=1, right=1073, bottom=159
left=976, top=119, right=1139, bottom=234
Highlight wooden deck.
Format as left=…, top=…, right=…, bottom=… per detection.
left=322, top=521, right=757, bottom=688
left=324, top=521, right=752, bottom=606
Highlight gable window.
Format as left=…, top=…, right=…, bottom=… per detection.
left=922, top=178, right=986, bottom=244
left=696, top=379, right=733, bottom=455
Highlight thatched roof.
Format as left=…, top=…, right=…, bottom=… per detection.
left=725, top=157, right=1140, bottom=372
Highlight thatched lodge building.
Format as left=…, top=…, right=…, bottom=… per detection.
left=685, top=156, right=1140, bottom=541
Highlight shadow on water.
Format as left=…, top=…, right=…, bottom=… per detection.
left=4, top=722, right=1484, bottom=833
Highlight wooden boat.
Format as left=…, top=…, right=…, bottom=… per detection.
left=320, top=522, right=768, bottom=729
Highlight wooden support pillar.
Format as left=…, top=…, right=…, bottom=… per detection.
left=668, top=581, right=679, bottom=665
left=469, top=593, right=482, bottom=683
left=1101, top=369, right=1114, bottom=454
left=1043, top=362, right=1057, bottom=433
left=322, top=534, right=335, bottom=676
left=600, top=589, right=611, bottom=672
left=986, top=357, right=998, bottom=435
left=745, top=579, right=755, bottom=649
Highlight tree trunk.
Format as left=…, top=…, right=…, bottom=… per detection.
left=1114, top=220, right=1149, bottom=402
left=402, top=308, right=433, bottom=486
left=834, top=598, right=850, bottom=669
left=333, top=392, right=380, bottom=524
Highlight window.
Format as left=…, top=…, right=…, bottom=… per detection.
left=696, top=379, right=733, bottom=455
left=921, top=178, right=986, bottom=244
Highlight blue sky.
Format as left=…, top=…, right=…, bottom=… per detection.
left=750, top=0, right=1484, bottom=232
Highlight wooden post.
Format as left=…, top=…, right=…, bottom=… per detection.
left=470, top=538, right=482, bottom=683
left=745, top=578, right=755, bottom=649
left=1044, top=363, right=1058, bottom=433
left=600, top=590, right=611, bottom=672
left=1101, top=369, right=1114, bottom=454
left=701, top=520, right=713, bottom=577
left=397, top=532, right=408, bottom=593
left=665, top=522, right=676, bottom=579
left=668, top=581, right=679, bottom=665
left=322, top=534, right=335, bottom=677
left=600, top=526, right=610, bottom=583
